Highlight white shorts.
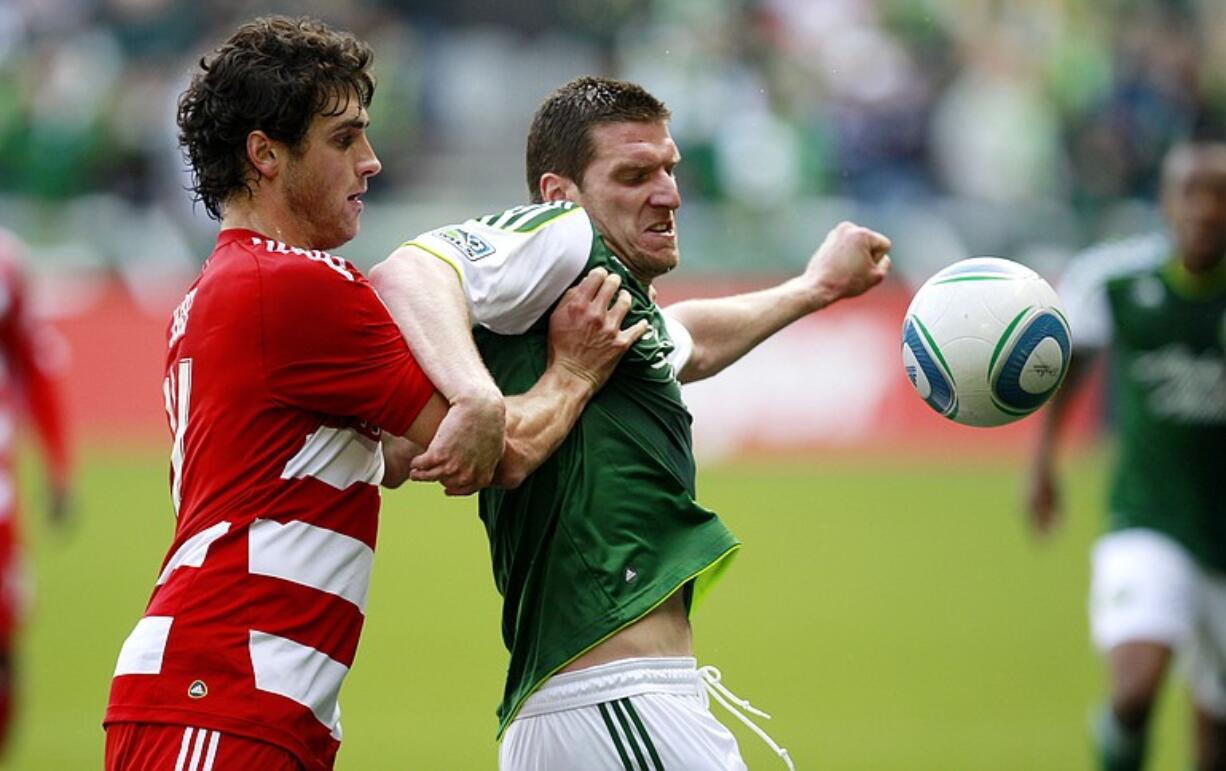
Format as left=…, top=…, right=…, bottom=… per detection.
left=1090, top=528, right=1226, bottom=716
left=499, top=657, right=747, bottom=771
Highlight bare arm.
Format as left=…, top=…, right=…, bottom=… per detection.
left=665, top=222, right=892, bottom=383
left=494, top=269, right=647, bottom=488
left=378, top=267, right=645, bottom=492
left=1025, top=349, right=1099, bottom=536
left=368, top=247, right=505, bottom=494
left=381, top=434, right=424, bottom=489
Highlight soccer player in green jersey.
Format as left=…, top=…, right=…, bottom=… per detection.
left=371, top=76, right=891, bottom=770
left=1026, top=132, right=1226, bottom=771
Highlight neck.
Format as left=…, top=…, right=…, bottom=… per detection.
left=629, top=268, right=654, bottom=289
left=1166, top=253, right=1226, bottom=297
left=605, top=244, right=656, bottom=289
left=221, top=198, right=309, bottom=248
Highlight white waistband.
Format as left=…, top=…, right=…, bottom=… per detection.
left=516, top=657, right=702, bottom=719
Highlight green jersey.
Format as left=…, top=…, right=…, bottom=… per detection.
left=406, top=203, right=740, bottom=735
left=1060, top=233, right=1226, bottom=571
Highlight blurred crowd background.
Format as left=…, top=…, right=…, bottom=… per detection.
left=1, top=0, right=1224, bottom=298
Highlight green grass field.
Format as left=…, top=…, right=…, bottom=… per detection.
left=3, top=445, right=1192, bottom=769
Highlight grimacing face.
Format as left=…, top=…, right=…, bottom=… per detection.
left=281, top=97, right=381, bottom=251
left=571, top=121, right=682, bottom=285
left=1162, top=142, right=1226, bottom=274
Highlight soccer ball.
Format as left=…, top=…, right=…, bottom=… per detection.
left=901, top=257, right=1072, bottom=427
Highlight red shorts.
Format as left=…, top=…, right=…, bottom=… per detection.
left=105, top=722, right=303, bottom=770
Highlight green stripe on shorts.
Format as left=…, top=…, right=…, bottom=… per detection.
left=621, top=698, right=666, bottom=770
left=597, top=701, right=635, bottom=771
left=611, top=700, right=651, bottom=770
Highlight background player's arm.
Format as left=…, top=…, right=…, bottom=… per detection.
left=664, top=222, right=891, bottom=383
left=368, top=248, right=505, bottom=493
left=1025, top=349, right=1100, bottom=535
left=1023, top=242, right=1120, bottom=537
left=381, top=268, right=646, bottom=491
left=0, top=265, right=71, bottom=527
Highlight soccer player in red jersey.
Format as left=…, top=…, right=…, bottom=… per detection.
left=0, top=227, right=71, bottom=758
left=103, top=17, right=643, bottom=771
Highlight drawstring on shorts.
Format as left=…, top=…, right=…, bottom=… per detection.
left=698, top=665, right=795, bottom=770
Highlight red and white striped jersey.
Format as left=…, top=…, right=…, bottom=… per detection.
left=105, top=229, right=435, bottom=770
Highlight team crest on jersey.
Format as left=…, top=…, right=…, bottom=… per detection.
left=188, top=680, right=208, bottom=699
left=436, top=228, right=495, bottom=262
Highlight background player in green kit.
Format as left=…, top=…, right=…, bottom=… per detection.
left=1026, top=131, right=1226, bottom=771
left=371, top=76, right=891, bottom=770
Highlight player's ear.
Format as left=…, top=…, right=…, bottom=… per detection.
left=246, top=130, right=280, bottom=180
left=539, top=172, right=579, bottom=204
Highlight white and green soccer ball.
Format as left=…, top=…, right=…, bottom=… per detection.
left=901, top=257, right=1072, bottom=427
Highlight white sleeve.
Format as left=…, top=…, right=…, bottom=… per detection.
left=662, top=312, right=694, bottom=374
left=1057, top=233, right=1168, bottom=351
left=1057, top=258, right=1112, bottom=351
left=405, top=204, right=593, bottom=334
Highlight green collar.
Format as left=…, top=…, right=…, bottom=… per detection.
left=1163, top=254, right=1226, bottom=300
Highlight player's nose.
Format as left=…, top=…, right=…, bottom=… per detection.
left=650, top=172, right=680, bottom=210
left=357, top=136, right=382, bottom=178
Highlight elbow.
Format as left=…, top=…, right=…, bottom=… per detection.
left=367, top=258, right=397, bottom=294
left=677, top=349, right=715, bottom=384
left=380, top=466, right=409, bottom=490
left=368, top=248, right=420, bottom=295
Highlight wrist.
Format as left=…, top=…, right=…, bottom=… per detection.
left=549, top=357, right=600, bottom=400
left=789, top=275, right=836, bottom=314
left=451, top=386, right=505, bottom=420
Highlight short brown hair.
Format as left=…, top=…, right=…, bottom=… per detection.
left=178, top=16, right=375, bottom=220
left=525, top=76, right=670, bottom=202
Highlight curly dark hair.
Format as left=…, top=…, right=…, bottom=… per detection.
left=178, top=16, right=376, bottom=220
left=526, top=76, right=670, bottom=203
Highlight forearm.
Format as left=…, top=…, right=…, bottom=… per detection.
left=368, top=247, right=502, bottom=409
left=10, top=329, right=71, bottom=485
left=381, top=434, right=424, bottom=489
left=1032, top=351, right=1096, bottom=468
left=665, top=276, right=828, bottom=383
left=494, top=366, right=596, bottom=488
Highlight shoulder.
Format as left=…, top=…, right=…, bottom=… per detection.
left=471, top=201, right=587, bottom=235
left=240, top=235, right=364, bottom=285
left=410, top=202, right=593, bottom=269
left=405, top=203, right=596, bottom=335
left=236, top=236, right=374, bottom=313
left=231, top=237, right=383, bottom=330
left=1062, top=232, right=1169, bottom=295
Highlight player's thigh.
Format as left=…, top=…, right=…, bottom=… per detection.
left=1194, top=705, right=1226, bottom=771
left=1090, top=529, right=1198, bottom=652
left=500, top=693, right=745, bottom=771
left=1183, top=573, right=1226, bottom=723
left=105, top=723, right=303, bottom=771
